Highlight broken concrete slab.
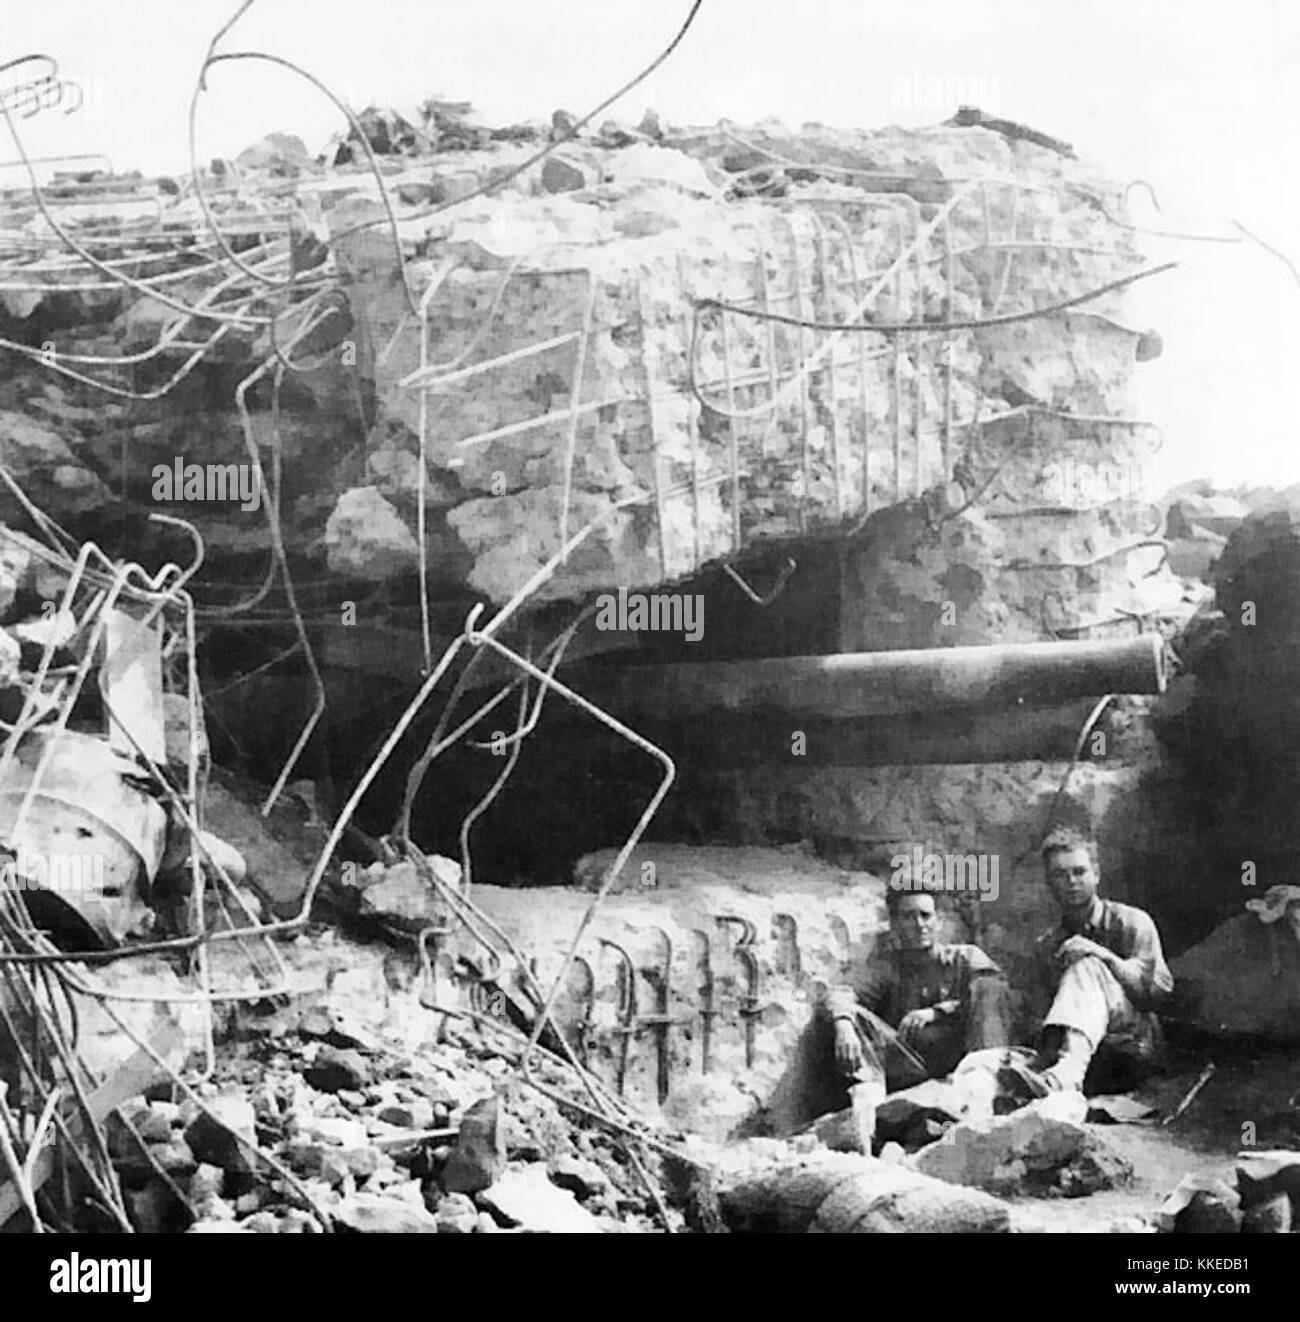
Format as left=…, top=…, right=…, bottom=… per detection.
left=540, top=155, right=597, bottom=194
left=352, top=855, right=464, bottom=932
left=304, top=1045, right=373, bottom=1094
left=907, top=1091, right=1131, bottom=1197
left=323, top=487, right=421, bottom=580
left=442, top=1095, right=505, bottom=1195
left=547, top=1154, right=611, bottom=1200
left=334, top=1192, right=440, bottom=1233
left=184, top=1094, right=258, bottom=1175
left=807, top=1105, right=870, bottom=1154
left=477, top=1163, right=603, bottom=1233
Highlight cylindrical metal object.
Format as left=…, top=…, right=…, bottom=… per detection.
left=591, top=634, right=1166, bottom=721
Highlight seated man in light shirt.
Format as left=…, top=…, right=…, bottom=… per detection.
left=1001, top=826, right=1173, bottom=1099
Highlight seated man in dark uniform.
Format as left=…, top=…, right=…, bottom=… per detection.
left=828, top=889, right=1012, bottom=1092
left=1002, top=826, right=1173, bottom=1098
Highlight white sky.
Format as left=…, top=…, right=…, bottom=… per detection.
left=4, top=0, right=1299, bottom=492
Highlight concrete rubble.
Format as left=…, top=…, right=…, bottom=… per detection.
left=0, top=107, right=1175, bottom=627
left=908, top=1091, right=1133, bottom=1197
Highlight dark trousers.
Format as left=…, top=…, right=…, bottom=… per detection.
left=846, top=976, right=1014, bottom=1091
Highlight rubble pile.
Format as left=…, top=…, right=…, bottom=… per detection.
left=908, top=1090, right=1133, bottom=1198
left=346, top=843, right=891, bottom=1139
left=107, top=997, right=671, bottom=1234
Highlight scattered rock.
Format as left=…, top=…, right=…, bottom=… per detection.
left=638, top=109, right=664, bottom=140
left=477, top=1163, right=603, bottom=1233
left=341, top=1146, right=383, bottom=1180
left=807, top=1106, right=868, bottom=1154
left=278, top=1210, right=319, bottom=1234
left=147, top=1138, right=197, bottom=1176
left=235, top=133, right=314, bottom=176
left=324, top=487, right=420, bottom=580
left=190, top=1164, right=224, bottom=1202
left=299, top=1115, right=369, bottom=1148
left=129, top=1105, right=175, bottom=1145
left=443, top=1095, right=505, bottom=1194
left=377, top=1100, right=435, bottom=1131
left=602, top=144, right=720, bottom=197
left=908, top=1092, right=1125, bottom=1196
left=435, top=1192, right=478, bottom=1233
left=334, top=1192, right=440, bottom=1234
left=192, top=1195, right=236, bottom=1223
left=185, top=1097, right=257, bottom=1174
left=305, top=1046, right=373, bottom=1093
left=540, top=156, right=595, bottom=194
left=547, top=1155, right=611, bottom=1200
left=354, top=856, right=463, bottom=932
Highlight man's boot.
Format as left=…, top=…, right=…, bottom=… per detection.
left=1039, top=1027, right=1093, bottom=1092
left=997, top=1028, right=1094, bottom=1104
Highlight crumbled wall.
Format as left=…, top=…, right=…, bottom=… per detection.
left=465, top=845, right=891, bottom=1138
left=1, top=117, right=1169, bottom=629
left=0, top=115, right=1200, bottom=1020
left=331, top=122, right=1156, bottom=606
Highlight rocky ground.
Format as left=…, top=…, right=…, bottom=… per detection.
left=110, top=946, right=683, bottom=1234
left=88, top=914, right=1299, bottom=1235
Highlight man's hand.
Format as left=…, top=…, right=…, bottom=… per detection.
left=897, top=1006, right=940, bottom=1047
left=834, top=1019, right=865, bottom=1074
left=1056, top=935, right=1112, bottom=968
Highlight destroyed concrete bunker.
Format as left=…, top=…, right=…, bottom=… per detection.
left=0, top=92, right=1295, bottom=1235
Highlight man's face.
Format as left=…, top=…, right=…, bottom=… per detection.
left=892, top=894, right=938, bottom=950
left=1045, top=846, right=1099, bottom=914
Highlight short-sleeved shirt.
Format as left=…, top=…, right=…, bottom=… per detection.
left=1038, top=897, right=1173, bottom=1011
left=828, top=941, right=1001, bottom=1028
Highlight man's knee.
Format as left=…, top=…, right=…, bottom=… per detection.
left=1060, top=952, right=1112, bottom=983
left=910, top=1021, right=963, bottom=1077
